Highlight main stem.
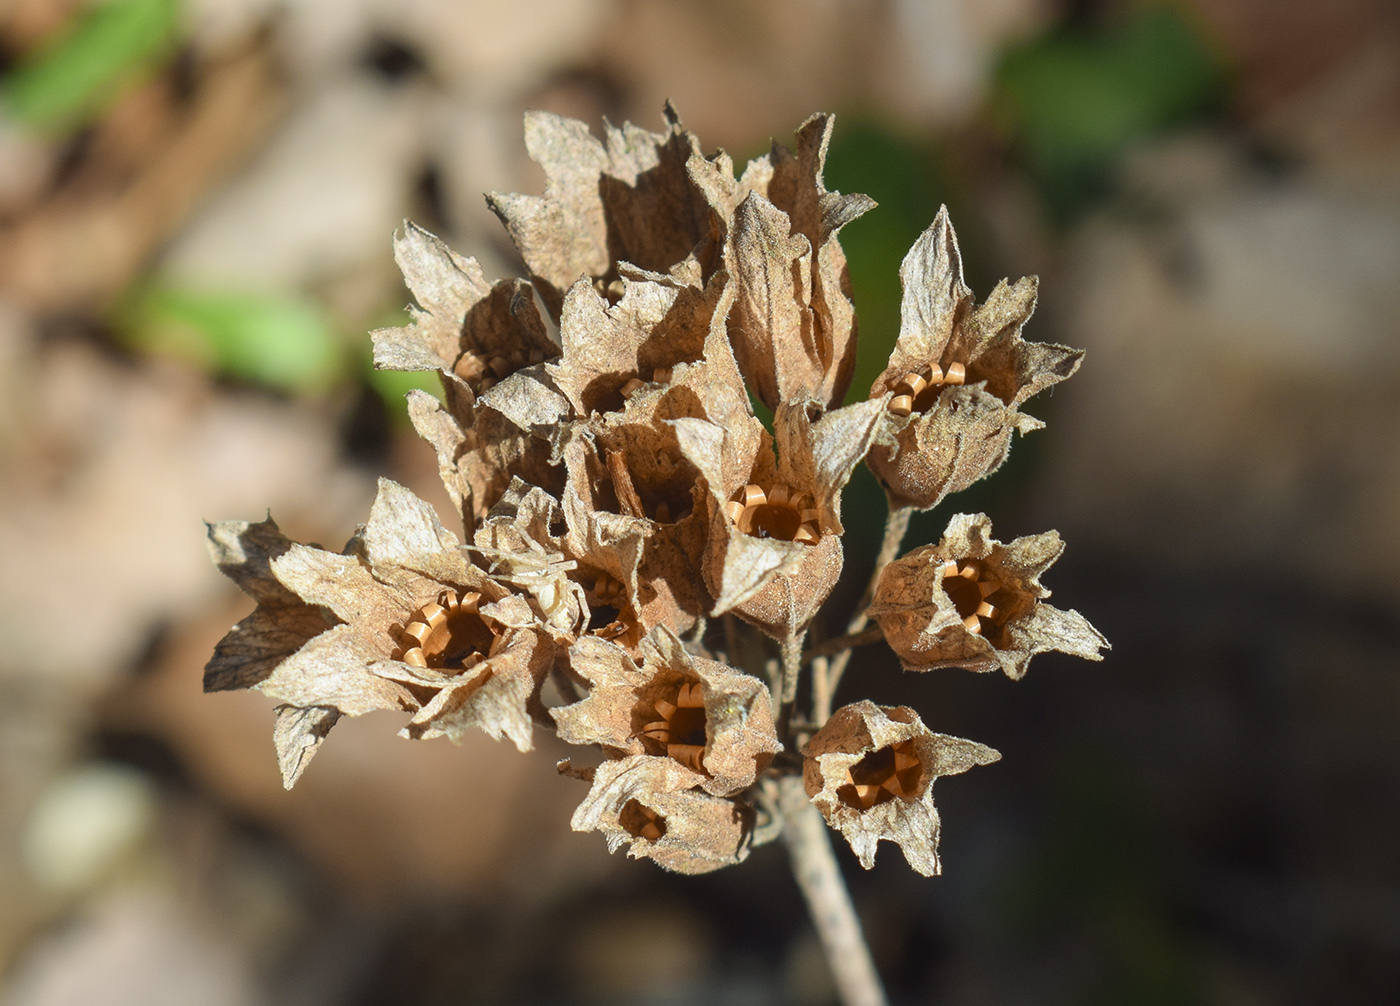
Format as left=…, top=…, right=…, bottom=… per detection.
left=781, top=779, right=889, bottom=1006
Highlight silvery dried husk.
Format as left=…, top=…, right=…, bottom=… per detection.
left=547, top=264, right=729, bottom=418
left=868, top=512, right=1108, bottom=679
left=803, top=700, right=999, bottom=876
left=569, top=754, right=755, bottom=874
left=866, top=207, right=1084, bottom=511
left=553, top=630, right=780, bottom=795
left=371, top=223, right=558, bottom=397
left=205, top=479, right=557, bottom=787
left=674, top=396, right=889, bottom=637
left=486, top=104, right=715, bottom=318
left=689, top=113, right=874, bottom=411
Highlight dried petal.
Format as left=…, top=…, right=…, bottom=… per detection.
left=570, top=754, right=754, bottom=874
left=869, top=512, right=1108, bottom=679
left=868, top=208, right=1084, bottom=510
left=554, top=630, right=780, bottom=796
left=803, top=701, right=999, bottom=875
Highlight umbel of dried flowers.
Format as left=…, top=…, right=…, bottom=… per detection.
left=205, top=104, right=1105, bottom=896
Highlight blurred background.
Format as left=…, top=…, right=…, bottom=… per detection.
left=0, top=0, right=1397, bottom=1003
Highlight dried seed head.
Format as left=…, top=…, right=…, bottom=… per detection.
left=867, top=207, right=1084, bottom=511
left=206, top=480, right=557, bottom=784
left=803, top=701, right=999, bottom=875
left=569, top=755, right=755, bottom=874
left=553, top=629, right=780, bottom=797
left=869, top=512, right=1109, bottom=679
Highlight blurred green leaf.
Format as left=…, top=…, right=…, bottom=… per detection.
left=121, top=286, right=346, bottom=394
left=995, top=7, right=1224, bottom=219
left=366, top=364, right=441, bottom=426
left=2, top=0, right=181, bottom=131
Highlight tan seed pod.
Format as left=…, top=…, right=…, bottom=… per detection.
left=869, top=512, right=1108, bottom=679
left=803, top=701, right=999, bottom=876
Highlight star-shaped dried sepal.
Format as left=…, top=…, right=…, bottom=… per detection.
left=206, top=479, right=558, bottom=788
left=689, top=113, right=874, bottom=411
left=675, top=397, right=888, bottom=638
left=486, top=104, right=715, bottom=319
left=866, top=207, right=1084, bottom=511
left=868, top=512, right=1108, bottom=679
left=569, top=755, right=755, bottom=874
left=553, top=630, right=780, bottom=796
left=803, top=701, right=999, bottom=876
left=371, top=223, right=558, bottom=397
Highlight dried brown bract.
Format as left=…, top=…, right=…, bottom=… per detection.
left=869, top=512, right=1108, bottom=679
left=553, top=629, right=780, bottom=796
left=866, top=207, right=1084, bottom=511
left=803, top=701, right=999, bottom=875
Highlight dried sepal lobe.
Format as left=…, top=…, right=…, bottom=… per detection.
left=869, top=512, right=1108, bottom=679
left=803, top=701, right=999, bottom=876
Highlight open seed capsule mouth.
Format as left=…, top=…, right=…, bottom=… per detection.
left=837, top=740, right=924, bottom=810
left=638, top=679, right=708, bottom=772
left=618, top=366, right=675, bottom=400
left=938, top=558, right=1005, bottom=637
left=392, top=590, right=498, bottom=671
left=723, top=483, right=820, bottom=545
left=888, top=361, right=966, bottom=418
left=584, top=573, right=637, bottom=641
left=619, top=798, right=667, bottom=841
left=453, top=346, right=548, bottom=395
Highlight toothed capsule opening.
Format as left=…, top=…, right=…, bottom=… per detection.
left=583, top=573, right=636, bottom=641
left=939, top=559, right=1006, bottom=638
left=619, top=799, right=667, bottom=841
left=638, top=679, right=708, bottom=772
left=392, top=590, right=496, bottom=671
left=888, top=360, right=968, bottom=417
left=836, top=740, right=924, bottom=810
left=726, top=483, right=820, bottom=545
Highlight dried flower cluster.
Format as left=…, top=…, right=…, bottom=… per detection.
left=207, top=106, right=1106, bottom=878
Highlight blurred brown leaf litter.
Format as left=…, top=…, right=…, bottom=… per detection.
left=1, top=0, right=1399, bottom=1004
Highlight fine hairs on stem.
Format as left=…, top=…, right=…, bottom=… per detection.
left=204, top=106, right=1106, bottom=1006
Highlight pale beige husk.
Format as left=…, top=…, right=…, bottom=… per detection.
left=868, top=512, right=1108, bottom=679
left=803, top=701, right=999, bottom=876
left=867, top=207, right=1084, bottom=511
